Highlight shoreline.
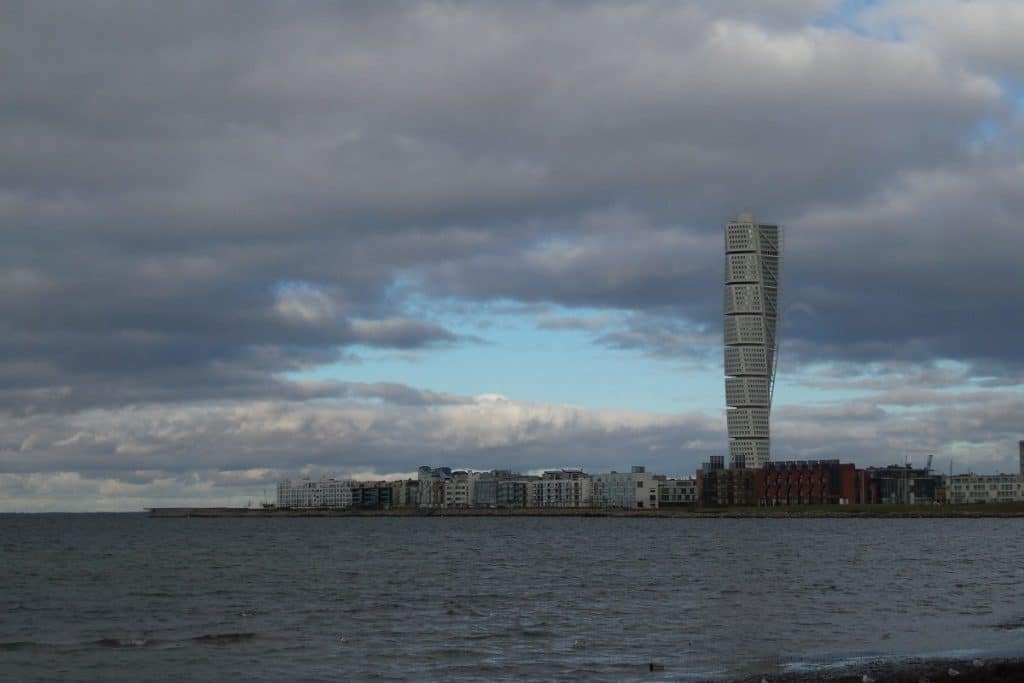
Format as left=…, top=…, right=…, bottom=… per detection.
left=147, top=504, right=1024, bottom=518
left=737, top=657, right=1024, bottom=682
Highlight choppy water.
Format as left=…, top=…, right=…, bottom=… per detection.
left=2, top=515, right=1023, bottom=681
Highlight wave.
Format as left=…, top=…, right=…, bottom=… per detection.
left=3, top=632, right=259, bottom=652
left=993, top=618, right=1024, bottom=631
left=94, top=638, right=151, bottom=648
left=191, top=632, right=256, bottom=644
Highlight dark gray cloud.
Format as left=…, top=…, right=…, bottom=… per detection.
left=536, top=314, right=612, bottom=332
left=2, top=2, right=1017, bottom=398
left=593, top=310, right=719, bottom=361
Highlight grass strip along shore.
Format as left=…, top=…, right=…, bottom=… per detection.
left=148, top=502, right=1024, bottom=518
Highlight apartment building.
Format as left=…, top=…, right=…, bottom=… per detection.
left=657, top=478, right=698, bottom=506
left=528, top=470, right=593, bottom=508
left=443, top=471, right=478, bottom=508
left=592, top=466, right=659, bottom=509
left=946, top=473, right=1024, bottom=504
left=276, top=477, right=353, bottom=509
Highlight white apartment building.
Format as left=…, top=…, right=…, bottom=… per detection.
left=276, top=477, right=353, bottom=509
left=658, top=478, right=698, bottom=505
left=417, top=466, right=451, bottom=508
left=443, top=471, right=478, bottom=508
left=592, top=466, right=660, bottom=509
left=945, top=474, right=1024, bottom=504
left=528, top=471, right=593, bottom=508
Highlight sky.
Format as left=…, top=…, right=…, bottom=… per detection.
left=1, top=0, right=1022, bottom=511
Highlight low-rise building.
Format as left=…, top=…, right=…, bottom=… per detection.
left=349, top=482, right=393, bottom=509
left=757, top=460, right=859, bottom=506
left=495, top=480, right=528, bottom=508
left=657, top=478, right=698, bottom=506
left=696, top=467, right=757, bottom=507
left=276, top=477, right=353, bottom=509
left=593, top=466, right=659, bottom=509
left=860, top=465, right=942, bottom=504
left=417, top=466, right=452, bottom=508
left=443, top=471, right=478, bottom=508
left=528, top=470, right=593, bottom=508
left=945, top=473, right=1024, bottom=504
left=389, top=479, right=419, bottom=508
left=475, top=470, right=528, bottom=508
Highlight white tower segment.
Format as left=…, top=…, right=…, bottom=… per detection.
left=724, top=214, right=780, bottom=469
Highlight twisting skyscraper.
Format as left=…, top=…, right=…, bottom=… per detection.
left=724, top=214, right=780, bottom=469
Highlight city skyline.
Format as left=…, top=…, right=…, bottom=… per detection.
left=1, top=1, right=1022, bottom=511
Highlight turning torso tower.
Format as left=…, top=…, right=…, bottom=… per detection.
left=724, top=214, right=780, bottom=469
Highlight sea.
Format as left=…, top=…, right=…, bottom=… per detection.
left=2, top=514, right=1023, bottom=681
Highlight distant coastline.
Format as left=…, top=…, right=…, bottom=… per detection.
left=147, top=503, right=1024, bottom=519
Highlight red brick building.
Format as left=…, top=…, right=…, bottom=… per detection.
left=756, top=460, right=860, bottom=506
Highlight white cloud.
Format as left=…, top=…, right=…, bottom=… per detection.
left=861, top=0, right=1024, bottom=81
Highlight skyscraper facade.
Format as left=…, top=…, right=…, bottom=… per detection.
left=724, top=214, right=780, bottom=469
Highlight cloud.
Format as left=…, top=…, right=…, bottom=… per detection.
left=0, top=1, right=1022, bottom=507
left=593, top=311, right=720, bottom=361
left=774, top=390, right=1024, bottom=471
left=3, top=381, right=1022, bottom=510
left=536, top=314, right=612, bottom=332
left=344, top=382, right=472, bottom=407
left=860, top=1, right=1024, bottom=82
left=2, top=2, right=1017, bottom=404
left=348, top=318, right=460, bottom=348
left=0, top=391, right=718, bottom=489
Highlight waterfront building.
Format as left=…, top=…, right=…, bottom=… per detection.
left=475, top=470, right=508, bottom=507
left=724, top=213, right=780, bottom=469
left=757, top=460, right=858, bottom=506
left=657, top=478, right=698, bottom=506
left=417, top=465, right=452, bottom=508
left=528, top=470, right=593, bottom=508
left=592, top=466, right=659, bottom=509
left=495, top=480, right=528, bottom=508
left=276, top=477, right=353, bottom=509
left=476, top=470, right=528, bottom=508
left=945, top=473, right=1024, bottom=504
left=696, top=467, right=758, bottom=507
left=389, top=479, right=419, bottom=508
left=443, top=470, right=478, bottom=508
left=860, top=465, right=942, bottom=504
left=349, top=482, right=394, bottom=509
